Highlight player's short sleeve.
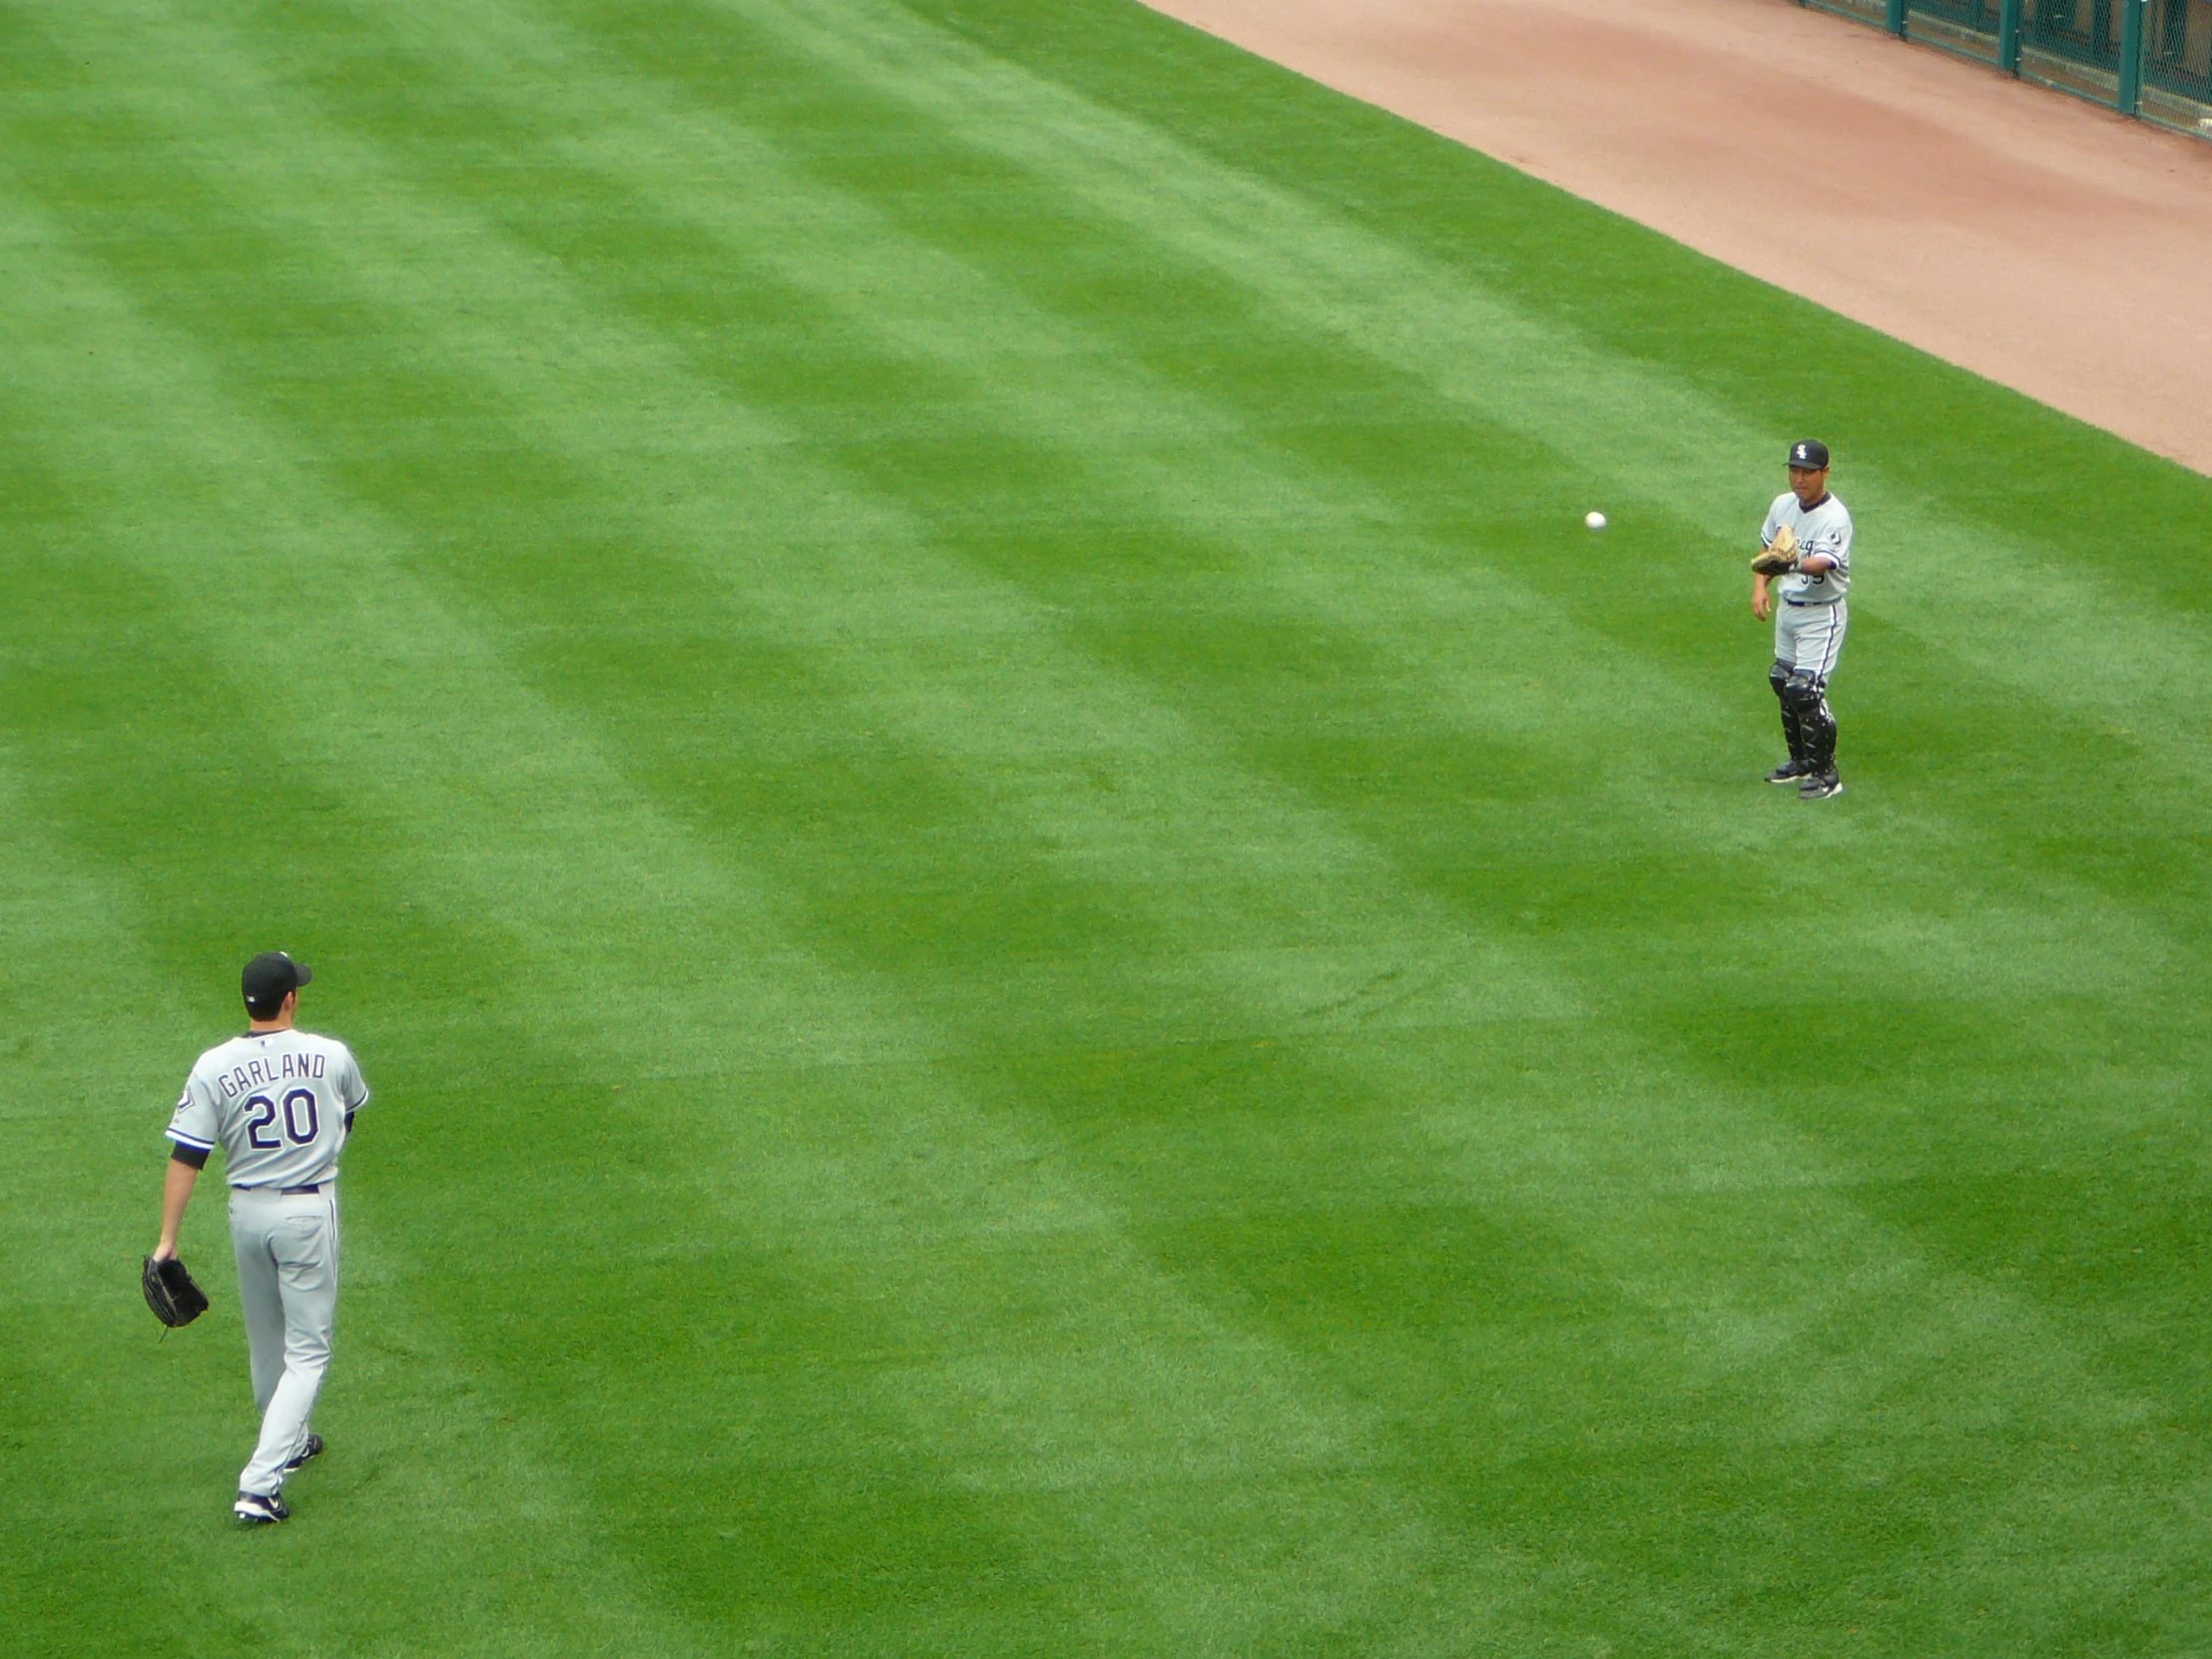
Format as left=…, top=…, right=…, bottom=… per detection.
left=1820, top=509, right=1853, bottom=570
left=1795, top=504, right=1850, bottom=572
left=335, top=1045, right=370, bottom=1113
left=1760, top=495, right=1785, bottom=547
left=167, top=1070, right=220, bottom=1154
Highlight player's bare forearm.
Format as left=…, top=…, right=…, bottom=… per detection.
left=1799, top=553, right=1836, bottom=576
left=1751, top=572, right=1772, bottom=621
left=156, top=1158, right=199, bottom=1260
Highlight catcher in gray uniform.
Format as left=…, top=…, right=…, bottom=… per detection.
left=153, top=952, right=368, bottom=1524
left=1751, top=439, right=1852, bottom=800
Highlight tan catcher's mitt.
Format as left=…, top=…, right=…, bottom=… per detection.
left=1750, top=524, right=1800, bottom=577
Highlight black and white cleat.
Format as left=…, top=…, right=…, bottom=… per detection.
left=235, top=1489, right=290, bottom=1525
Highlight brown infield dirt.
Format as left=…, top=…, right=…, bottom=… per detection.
left=1142, top=0, right=2212, bottom=475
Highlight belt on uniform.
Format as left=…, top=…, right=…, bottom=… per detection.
left=1784, top=598, right=1839, bottom=608
left=234, top=1182, right=325, bottom=1194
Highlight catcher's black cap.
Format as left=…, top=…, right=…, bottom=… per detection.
left=1789, top=439, right=1831, bottom=469
left=242, top=951, right=311, bottom=1015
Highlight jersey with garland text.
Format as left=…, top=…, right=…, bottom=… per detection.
left=167, top=1029, right=369, bottom=1189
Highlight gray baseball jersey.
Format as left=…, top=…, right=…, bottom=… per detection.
left=168, top=1030, right=368, bottom=1190
left=1761, top=491, right=1853, bottom=604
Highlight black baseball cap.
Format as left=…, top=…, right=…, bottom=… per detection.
left=1789, top=439, right=1831, bottom=469
left=242, top=951, right=312, bottom=1013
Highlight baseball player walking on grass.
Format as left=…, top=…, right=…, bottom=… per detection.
left=1752, top=439, right=1852, bottom=800
left=150, top=952, right=368, bottom=1524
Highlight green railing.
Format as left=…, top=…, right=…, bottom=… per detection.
left=1803, top=0, right=2212, bottom=129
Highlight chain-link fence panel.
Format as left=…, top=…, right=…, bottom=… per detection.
left=2024, top=0, right=2123, bottom=69
left=1906, top=0, right=2004, bottom=61
left=1800, top=0, right=2211, bottom=134
left=1908, top=0, right=2003, bottom=34
left=2146, top=0, right=2212, bottom=102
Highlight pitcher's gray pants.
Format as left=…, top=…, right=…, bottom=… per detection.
left=228, top=1185, right=339, bottom=1498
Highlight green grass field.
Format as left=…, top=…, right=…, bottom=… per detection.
left=4, top=0, right=2210, bottom=1652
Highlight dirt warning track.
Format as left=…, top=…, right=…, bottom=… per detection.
left=1143, top=0, right=2212, bottom=475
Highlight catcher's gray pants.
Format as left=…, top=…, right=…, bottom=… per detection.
left=1774, top=597, right=1847, bottom=679
left=229, top=1185, right=339, bottom=1497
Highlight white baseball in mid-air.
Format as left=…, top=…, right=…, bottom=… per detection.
left=1585, top=510, right=1607, bottom=530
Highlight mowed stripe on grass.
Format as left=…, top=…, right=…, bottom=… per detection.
left=0, top=1, right=2206, bottom=1655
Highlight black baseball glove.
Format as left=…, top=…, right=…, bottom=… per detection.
left=142, top=1254, right=210, bottom=1328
